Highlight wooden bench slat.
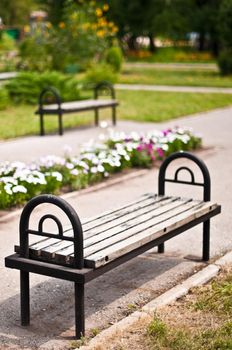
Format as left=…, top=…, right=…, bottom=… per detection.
left=82, top=193, right=162, bottom=230
left=36, top=197, right=178, bottom=260
left=53, top=198, right=198, bottom=265
left=39, top=99, right=118, bottom=113
left=85, top=202, right=218, bottom=268
left=24, top=194, right=156, bottom=255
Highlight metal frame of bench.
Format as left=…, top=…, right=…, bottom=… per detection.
left=5, top=152, right=221, bottom=339
left=35, top=81, right=118, bottom=136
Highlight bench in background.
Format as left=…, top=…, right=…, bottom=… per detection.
left=5, top=152, right=221, bottom=338
left=35, top=81, right=118, bottom=136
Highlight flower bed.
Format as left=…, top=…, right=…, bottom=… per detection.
left=0, top=127, right=201, bottom=210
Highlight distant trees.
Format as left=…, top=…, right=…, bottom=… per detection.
left=108, top=0, right=231, bottom=58
left=0, top=0, right=35, bottom=26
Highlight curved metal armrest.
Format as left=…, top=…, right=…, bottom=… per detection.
left=158, top=151, right=211, bottom=201
left=19, top=194, right=84, bottom=269
left=94, top=81, right=115, bottom=99
left=38, top=86, right=62, bottom=109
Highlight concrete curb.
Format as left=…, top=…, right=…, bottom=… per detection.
left=78, top=251, right=232, bottom=350
left=0, top=169, right=148, bottom=224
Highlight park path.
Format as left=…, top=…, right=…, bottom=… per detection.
left=116, top=83, right=232, bottom=94
left=0, top=106, right=232, bottom=349
left=124, top=62, right=218, bottom=70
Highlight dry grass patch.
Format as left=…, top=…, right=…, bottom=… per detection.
left=87, top=265, right=232, bottom=350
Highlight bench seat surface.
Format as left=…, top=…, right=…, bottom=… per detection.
left=20, top=194, right=219, bottom=269
left=36, top=99, right=118, bottom=114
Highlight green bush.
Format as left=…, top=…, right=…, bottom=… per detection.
left=218, top=50, right=232, bottom=76
left=85, top=63, right=118, bottom=84
left=0, top=88, right=9, bottom=110
left=19, top=37, right=52, bottom=72
left=6, top=71, right=81, bottom=104
left=105, top=46, right=123, bottom=72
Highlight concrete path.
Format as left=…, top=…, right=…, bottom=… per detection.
left=0, top=72, right=17, bottom=81
left=124, top=62, right=218, bottom=71
left=116, top=83, right=232, bottom=94
left=0, top=106, right=232, bottom=349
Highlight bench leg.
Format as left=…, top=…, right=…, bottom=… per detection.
left=158, top=243, right=165, bottom=253
left=112, top=106, right=116, bottom=126
left=40, top=114, right=45, bottom=136
left=203, top=219, right=210, bottom=261
left=58, top=113, right=63, bottom=136
left=74, top=282, right=85, bottom=339
left=20, top=271, right=30, bottom=326
left=95, top=109, right=99, bottom=126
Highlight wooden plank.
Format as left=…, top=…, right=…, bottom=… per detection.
left=42, top=99, right=118, bottom=112
left=19, top=194, right=158, bottom=257
left=85, top=202, right=218, bottom=268
left=38, top=196, right=175, bottom=259
left=26, top=194, right=158, bottom=257
left=54, top=198, right=196, bottom=264
left=82, top=194, right=160, bottom=230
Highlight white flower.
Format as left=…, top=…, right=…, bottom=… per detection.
left=12, top=185, right=27, bottom=194
left=4, top=183, right=13, bottom=195
left=70, top=169, right=79, bottom=176
left=51, top=172, right=63, bottom=182
left=97, top=164, right=105, bottom=173
left=66, top=162, right=74, bottom=170
left=90, top=167, right=98, bottom=174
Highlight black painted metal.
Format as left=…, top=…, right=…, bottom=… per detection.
left=75, top=283, right=85, bottom=338
left=158, top=151, right=211, bottom=201
left=20, top=271, right=30, bottom=326
left=94, top=81, right=115, bottom=99
left=38, top=87, right=62, bottom=136
left=19, top=194, right=84, bottom=268
left=158, top=151, right=211, bottom=258
left=94, top=81, right=117, bottom=126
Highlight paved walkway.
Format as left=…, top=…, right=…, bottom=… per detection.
left=124, top=62, right=218, bottom=70
left=116, top=83, right=232, bottom=94
left=0, top=106, right=232, bottom=349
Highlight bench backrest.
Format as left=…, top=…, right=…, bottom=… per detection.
left=158, top=151, right=211, bottom=201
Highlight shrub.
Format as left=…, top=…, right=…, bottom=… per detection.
left=19, top=37, right=52, bottom=72
left=0, top=88, right=10, bottom=110
left=85, top=63, right=118, bottom=85
left=6, top=71, right=81, bottom=104
left=218, top=50, right=232, bottom=76
left=105, top=46, right=123, bottom=72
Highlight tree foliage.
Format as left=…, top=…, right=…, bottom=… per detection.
left=0, top=0, right=35, bottom=26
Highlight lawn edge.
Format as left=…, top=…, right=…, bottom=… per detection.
left=78, top=251, right=232, bottom=350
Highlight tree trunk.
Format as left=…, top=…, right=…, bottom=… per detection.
left=127, top=35, right=137, bottom=50
left=148, top=33, right=156, bottom=52
left=198, top=31, right=206, bottom=51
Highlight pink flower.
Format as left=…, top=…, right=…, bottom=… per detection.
left=157, top=148, right=164, bottom=158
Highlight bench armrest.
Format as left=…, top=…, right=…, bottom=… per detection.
left=158, top=151, right=211, bottom=201
left=38, top=86, right=62, bottom=111
left=94, top=81, right=116, bottom=100
left=19, top=194, right=84, bottom=269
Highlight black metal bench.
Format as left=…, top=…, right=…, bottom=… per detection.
left=5, top=152, right=221, bottom=338
left=35, top=81, right=118, bottom=136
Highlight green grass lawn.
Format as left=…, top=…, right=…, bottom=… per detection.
left=116, top=90, right=232, bottom=123
left=0, top=90, right=231, bottom=140
left=120, top=67, right=232, bottom=88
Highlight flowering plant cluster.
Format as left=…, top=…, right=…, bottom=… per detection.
left=0, top=127, right=201, bottom=210
left=20, top=1, right=118, bottom=72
